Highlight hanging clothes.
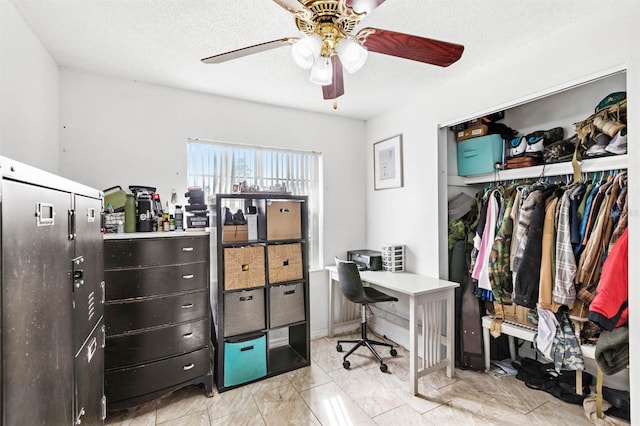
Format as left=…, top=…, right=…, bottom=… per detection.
left=588, top=228, right=629, bottom=330
left=553, top=186, right=578, bottom=307
left=551, top=308, right=585, bottom=372
left=488, top=185, right=517, bottom=304
left=538, top=195, right=562, bottom=312
left=513, top=185, right=556, bottom=308
left=573, top=174, right=622, bottom=318
left=471, top=189, right=500, bottom=291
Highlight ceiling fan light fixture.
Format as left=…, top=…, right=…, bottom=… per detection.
left=336, top=38, right=368, bottom=74
left=291, top=34, right=323, bottom=69
left=309, top=56, right=333, bottom=85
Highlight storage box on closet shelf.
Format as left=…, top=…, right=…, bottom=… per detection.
left=381, top=244, right=405, bottom=272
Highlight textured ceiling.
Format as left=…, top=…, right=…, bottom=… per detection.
left=10, top=0, right=616, bottom=120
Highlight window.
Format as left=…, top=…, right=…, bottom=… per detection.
left=187, top=139, right=323, bottom=269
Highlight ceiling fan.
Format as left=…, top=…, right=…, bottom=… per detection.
left=201, top=0, right=464, bottom=100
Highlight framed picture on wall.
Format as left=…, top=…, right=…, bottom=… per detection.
left=373, top=134, right=403, bottom=190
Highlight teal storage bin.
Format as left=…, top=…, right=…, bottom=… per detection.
left=224, top=334, right=267, bottom=387
left=456, top=134, right=504, bottom=176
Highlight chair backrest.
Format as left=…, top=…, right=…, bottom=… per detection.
left=335, top=258, right=367, bottom=303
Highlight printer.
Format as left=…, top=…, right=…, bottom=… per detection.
left=347, top=249, right=382, bottom=271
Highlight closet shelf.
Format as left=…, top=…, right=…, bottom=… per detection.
left=448, top=154, right=627, bottom=185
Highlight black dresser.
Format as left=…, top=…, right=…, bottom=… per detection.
left=103, top=233, right=213, bottom=409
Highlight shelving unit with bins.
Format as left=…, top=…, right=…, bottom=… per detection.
left=213, top=193, right=310, bottom=392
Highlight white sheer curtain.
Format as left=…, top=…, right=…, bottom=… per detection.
left=187, top=139, right=322, bottom=269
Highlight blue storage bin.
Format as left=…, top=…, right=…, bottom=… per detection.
left=224, top=334, right=267, bottom=387
left=457, top=134, right=504, bottom=176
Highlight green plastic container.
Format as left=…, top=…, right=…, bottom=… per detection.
left=124, top=194, right=136, bottom=233
left=104, top=186, right=128, bottom=212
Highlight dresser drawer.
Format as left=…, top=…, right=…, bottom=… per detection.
left=104, top=236, right=209, bottom=269
left=105, top=318, right=209, bottom=369
left=104, top=262, right=208, bottom=301
left=105, top=347, right=210, bottom=404
left=105, top=291, right=208, bottom=335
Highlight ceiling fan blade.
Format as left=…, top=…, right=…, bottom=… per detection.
left=272, top=0, right=314, bottom=20
left=201, top=38, right=297, bottom=64
left=356, top=27, right=464, bottom=67
left=322, top=56, right=345, bottom=100
left=346, top=0, right=386, bottom=14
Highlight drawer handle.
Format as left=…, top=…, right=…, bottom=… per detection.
left=183, top=363, right=195, bottom=371
left=181, top=303, right=194, bottom=309
left=279, top=208, right=290, bottom=213
left=182, top=274, right=194, bottom=279
left=183, top=333, right=194, bottom=339
left=240, top=345, right=254, bottom=352
left=283, top=289, right=295, bottom=295
left=239, top=295, right=253, bottom=302
left=241, top=264, right=249, bottom=271
left=283, top=259, right=289, bottom=266
left=182, top=247, right=194, bottom=252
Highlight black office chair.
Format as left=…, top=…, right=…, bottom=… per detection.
left=335, top=258, right=398, bottom=372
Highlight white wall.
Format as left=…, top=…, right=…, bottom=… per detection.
left=0, top=1, right=59, bottom=173
left=366, top=2, right=639, bottom=423
left=59, top=70, right=367, bottom=261
left=58, top=69, right=367, bottom=336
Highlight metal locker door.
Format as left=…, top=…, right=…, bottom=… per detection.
left=1, top=179, right=74, bottom=425
left=72, top=194, right=105, bottom=354
left=75, top=319, right=106, bottom=426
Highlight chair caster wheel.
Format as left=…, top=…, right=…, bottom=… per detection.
left=380, top=363, right=388, bottom=373
left=336, top=344, right=343, bottom=353
left=390, top=348, right=398, bottom=357
left=343, top=360, right=351, bottom=369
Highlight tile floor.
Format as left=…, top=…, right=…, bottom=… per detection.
left=106, top=333, right=594, bottom=425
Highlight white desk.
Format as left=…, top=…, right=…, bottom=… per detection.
left=326, top=266, right=459, bottom=395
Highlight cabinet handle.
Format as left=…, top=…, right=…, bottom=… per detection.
left=87, top=337, right=97, bottom=363
left=182, top=274, right=194, bottom=279
left=183, top=363, right=195, bottom=371
left=181, top=303, right=194, bottom=309
left=182, top=333, right=194, bottom=339
left=182, top=247, right=194, bottom=252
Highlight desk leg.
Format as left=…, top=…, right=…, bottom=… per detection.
left=328, top=274, right=335, bottom=338
left=482, top=325, right=490, bottom=372
left=409, top=295, right=418, bottom=395
left=446, top=290, right=455, bottom=378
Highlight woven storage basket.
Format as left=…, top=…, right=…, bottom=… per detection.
left=266, top=200, right=301, bottom=240
left=267, top=243, right=303, bottom=284
left=224, top=245, right=266, bottom=290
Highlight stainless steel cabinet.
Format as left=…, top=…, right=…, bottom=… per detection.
left=0, top=156, right=105, bottom=426
left=103, top=234, right=213, bottom=410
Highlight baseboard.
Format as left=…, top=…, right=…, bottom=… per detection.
left=311, top=320, right=360, bottom=340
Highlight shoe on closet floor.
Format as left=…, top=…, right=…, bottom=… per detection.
left=605, top=128, right=627, bottom=155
